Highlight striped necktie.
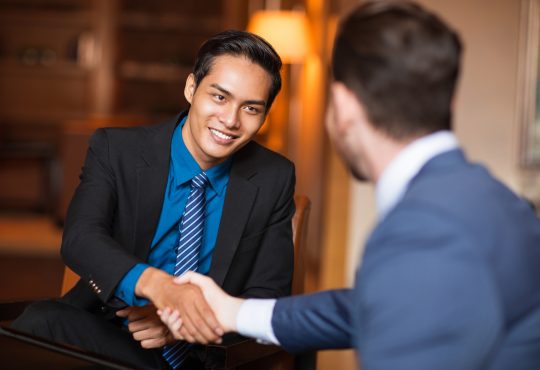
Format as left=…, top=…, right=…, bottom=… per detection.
left=163, top=172, right=209, bottom=369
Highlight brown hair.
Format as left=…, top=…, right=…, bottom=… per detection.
left=332, top=1, right=462, bottom=139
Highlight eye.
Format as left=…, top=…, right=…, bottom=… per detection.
left=213, top=94, right=225, bottom=102
left=243, top=105, right=260, bottom=115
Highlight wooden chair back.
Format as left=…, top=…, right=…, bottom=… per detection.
left=291, top=195, right=311, bottom=295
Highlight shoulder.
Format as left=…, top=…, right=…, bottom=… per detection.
left=403, top=153, right=526, bottom=225
left=93, top=116, right=177, bottom=142
left=234, top=140, right=294, bottom=172
left=89, top=115, right=178, bottom=151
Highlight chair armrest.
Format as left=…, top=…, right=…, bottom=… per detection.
left=199, top=334, right=293, bottom=370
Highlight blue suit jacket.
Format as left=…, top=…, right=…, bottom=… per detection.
left=272, top=149, right=540, bottom=369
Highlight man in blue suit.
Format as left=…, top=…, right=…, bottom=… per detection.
left=160, top=1, right=540, bottom=369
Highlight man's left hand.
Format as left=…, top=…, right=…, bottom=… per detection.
left=116, top=304, right=175, bottom=349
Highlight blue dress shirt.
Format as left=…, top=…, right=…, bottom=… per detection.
left=115, top=116, right=232, bottom=306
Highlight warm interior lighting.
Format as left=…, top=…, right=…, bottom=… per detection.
left=247, top=10, right=311, bottom=63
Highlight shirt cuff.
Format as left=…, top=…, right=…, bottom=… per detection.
left=236, top=299, right=280, bottom=345
left=114, top=263, right=150, bottom=306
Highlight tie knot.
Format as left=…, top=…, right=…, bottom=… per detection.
left=191, top=172, right=209, bottom=189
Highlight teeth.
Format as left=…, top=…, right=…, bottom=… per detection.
left=210, top=128, right=233, bottom=140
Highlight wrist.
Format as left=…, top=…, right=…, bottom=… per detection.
left=135, top=267, right=168, bottom=300
left=224, top=296, right=244, bottom=332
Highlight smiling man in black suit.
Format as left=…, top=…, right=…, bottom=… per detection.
left=13, top=30, right=295, bottom=370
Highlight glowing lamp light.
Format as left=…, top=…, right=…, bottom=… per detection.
left=247, top=10, right=311, bottom=64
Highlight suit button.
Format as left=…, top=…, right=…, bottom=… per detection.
left=97, top=289, right=102, bottom=294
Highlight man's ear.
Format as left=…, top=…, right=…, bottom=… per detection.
left=184, top=73, right=196, bottom=104
left=330, top=82, right=362, bottom=132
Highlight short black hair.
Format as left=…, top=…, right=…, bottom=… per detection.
left=193, top=30, right=282, bottom=112
left=332, top=1, right=462, bottom=139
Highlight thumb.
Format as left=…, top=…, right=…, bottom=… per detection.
left=173, top=271, right=200, bottom=285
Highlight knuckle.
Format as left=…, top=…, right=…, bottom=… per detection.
left=192, top=318, right=203, bottom=329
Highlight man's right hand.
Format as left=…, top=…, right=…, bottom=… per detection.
left=134, top=267, right=223, bottom=344
left=159, top=271, right=244, bottom=341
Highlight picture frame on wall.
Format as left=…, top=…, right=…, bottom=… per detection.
left=518, top=0, right=540, bottom=167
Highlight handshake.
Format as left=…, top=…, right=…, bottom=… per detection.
left=116, top=270, right=243, bottom=348
left=158, top=272, right=243, bottom=344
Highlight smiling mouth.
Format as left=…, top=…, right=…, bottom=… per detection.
left=209, top=128, right=236, bottom=140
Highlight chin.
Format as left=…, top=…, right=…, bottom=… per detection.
left=347, top=162, right=369, bottom=182
left=351, top=169, right=369, bottom=182
left=204, top=148, right=234, bottom=164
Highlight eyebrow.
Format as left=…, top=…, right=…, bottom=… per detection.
left=209, top=83, right=266, bottom=106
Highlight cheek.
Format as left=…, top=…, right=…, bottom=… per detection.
left=241, top=114, right=264, bottom=135
left=193, top=98, right=221, bottom=119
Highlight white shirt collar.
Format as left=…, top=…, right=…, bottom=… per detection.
left=376, top=130, right=459, bottom=219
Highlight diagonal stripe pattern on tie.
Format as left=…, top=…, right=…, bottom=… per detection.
left=163, top=172, right=209, bottom=369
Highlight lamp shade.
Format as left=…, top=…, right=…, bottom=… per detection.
left=247, top=10, right=310, bottom=63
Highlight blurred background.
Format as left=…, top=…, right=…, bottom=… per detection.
left=0, top=0, right=538, bottom=369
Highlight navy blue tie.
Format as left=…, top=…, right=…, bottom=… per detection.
left=163, top=172, right=209, bottom=369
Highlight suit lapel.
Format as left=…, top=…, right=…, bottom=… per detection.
left=209, top=150, right=258, bottom=286
left=133, top=114, right=181, bottom=260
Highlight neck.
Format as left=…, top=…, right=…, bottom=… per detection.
left=365, top=134, right=412, bottom=183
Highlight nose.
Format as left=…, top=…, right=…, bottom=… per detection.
left=220, top=105, right=240, bottom=129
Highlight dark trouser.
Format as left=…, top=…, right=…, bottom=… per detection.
left=11, top=300, right=176, bottom=369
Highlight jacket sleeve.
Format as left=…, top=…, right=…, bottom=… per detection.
left=272, top=289, right=356, bottom=352
left=61, top=128, right=141, bottom=304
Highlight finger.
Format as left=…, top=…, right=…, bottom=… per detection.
left=115, top=308, right=131, bottom=317
left=171, top=317, right=183, bottom=333
left=161, top=309, right=183, bottom=340
left=159, top=307, right=171, bottom=324
left=127, top=307, right=151, bottom=322
left=194, top=294, right=223, bottom=337
left=180, top=298, right=220, bottom=344
left=129, top=316, right=163, bottom=334
left=141, top=337, right=167, bottom=349
left=173, top=271, right=207, bottom=285
left=128, top=319, right=152, bottom=334
left=133, top=326, right=168, bottom=342
left=179, top=326, right=197, bottom=343
left=173, top=271, right=196, bottom=285
left=171, top=329, right=185, bottom=341
left=177, top=306, right=210, bottom=344
left=167, top=310, right=180, bottom=326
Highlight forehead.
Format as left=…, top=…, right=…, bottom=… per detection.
left=201, top=55, right=272, bottom=101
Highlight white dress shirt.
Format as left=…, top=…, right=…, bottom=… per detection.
left=236, top=131, right=460, bottom=345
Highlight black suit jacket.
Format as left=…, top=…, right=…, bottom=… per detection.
left=60, top=113, right=295, bottom=314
